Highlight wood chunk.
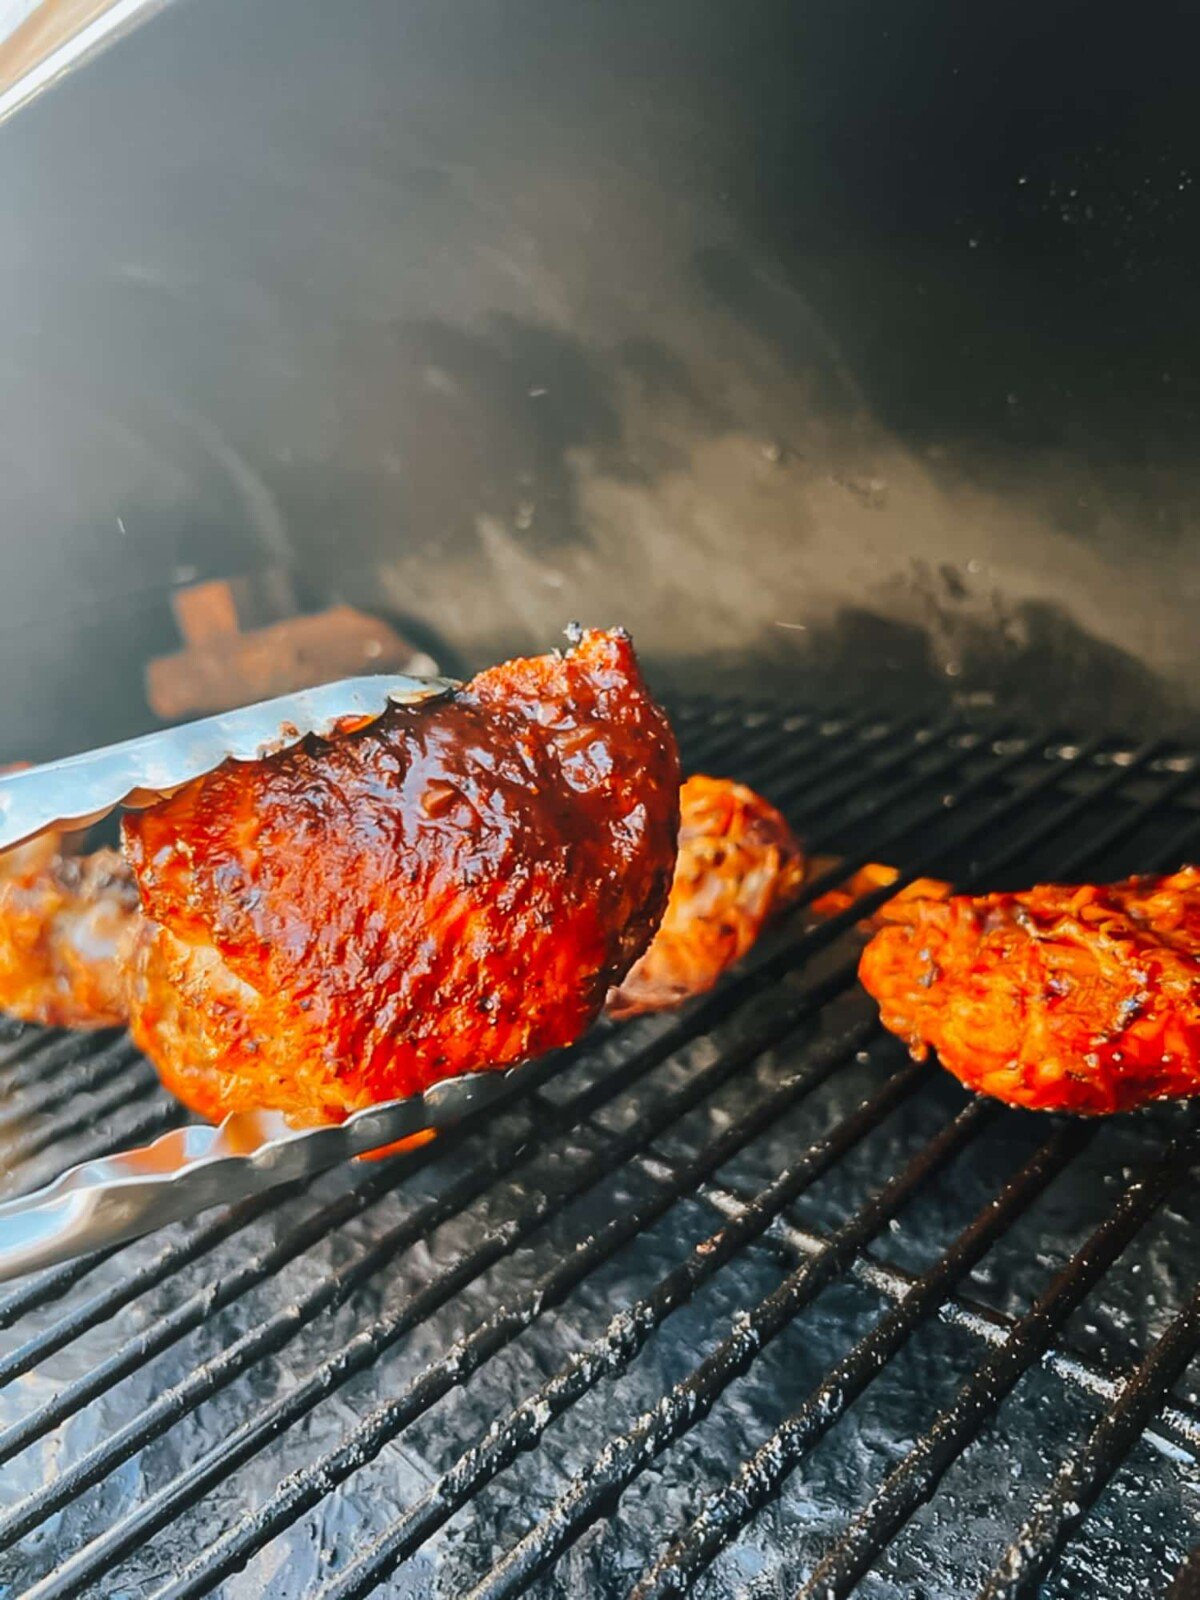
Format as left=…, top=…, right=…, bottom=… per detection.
left=147, top=601, right=437, bottom=718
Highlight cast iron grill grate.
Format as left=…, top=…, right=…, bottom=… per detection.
left=0, top=701, right=1199, bottom=1599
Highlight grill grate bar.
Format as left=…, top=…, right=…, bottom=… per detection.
left=423, top=739, right=1182, bottom=1599
left=16, top=962, right=885, bottom=1594
left=791, top=717, right=975, bottom=845
left=658, top=1159, right=1200, bottom=1461
left=0, top=1245, right=126, bottom=1330
left=679, top=723, right=929, bottom=864
left=0, top=1024, right=47, bottom=1068
left=674, top=705, right=875, bottom=798
left=794, top=729, right=1130, bottom=925
left=736, top=713, right=927, bottom=813
left=1138, top=802, right=1200, bottom=870
left=749, top=726, right=1063, bottom=972
left=326, top=1071, right=968, bottom=1600
left=670, top=707, right=814, bottom=789
left=783, top=724, right=994, bottom=869
left=155, top=1029, right=916, bottom=1600
left=630, top=1118, right=1093, bottom=1598
left=732, top=713, right=969, bottom=843
left=1, top=1024, right=116, bottom=1073
left=1049, top=750, right=1198, bottom=879
left=0, top=1028, right=121, bottom=1097
left=0, top=1035, right=141, bottom=1138
left=979, top=1282, right=1200, bottom=1600
left=0, top=1062, right=164, bottom=1182
left=0, top=1110, right=552, bottom=1539
left=0, top=1186, right=301, bottom=1391
left=685, top=717, right=962, bottom=887
left=18, top=1095, right=185, bottom=1187
left=455, top=1097, right=1003, bottom=1600
left=795, top=1118, right=1200, bottom=1600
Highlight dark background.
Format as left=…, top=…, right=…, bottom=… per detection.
left=1, top=0, right=1198, bottom=755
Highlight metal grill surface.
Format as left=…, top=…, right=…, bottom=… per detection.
left=0, top=701, right=1198, bottom=1600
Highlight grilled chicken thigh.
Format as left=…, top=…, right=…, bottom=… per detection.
left=860, top=868, right=1200, bottom=1113
left=123, top=629, right=680, bottom=1123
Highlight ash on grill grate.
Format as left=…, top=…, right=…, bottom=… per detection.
left=0, top=703, right=1198, bottom=1600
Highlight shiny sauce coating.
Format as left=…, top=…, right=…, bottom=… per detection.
left=123, top=629, right=680, bottom=1123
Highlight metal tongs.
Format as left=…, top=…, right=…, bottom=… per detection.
left=0, top=673, right=523, bottom=1283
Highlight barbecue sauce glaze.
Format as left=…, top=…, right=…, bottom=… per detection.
left=122, top=628, right=680, bottom=1124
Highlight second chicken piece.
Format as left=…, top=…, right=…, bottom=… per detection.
left=607, top=774, right=806, bottom=1018
left=0, top=815, right=139, bottom=1031
left=860, top=868, right=1200, bottom=1113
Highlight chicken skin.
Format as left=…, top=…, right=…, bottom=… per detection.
left=0, top=829, right=139, bottom=1029
left=122, top=629, right=680, bottom=1124
left=606, top=775, right=806, bottom=1019
left=859, top=868, right=1200, bottom=1113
